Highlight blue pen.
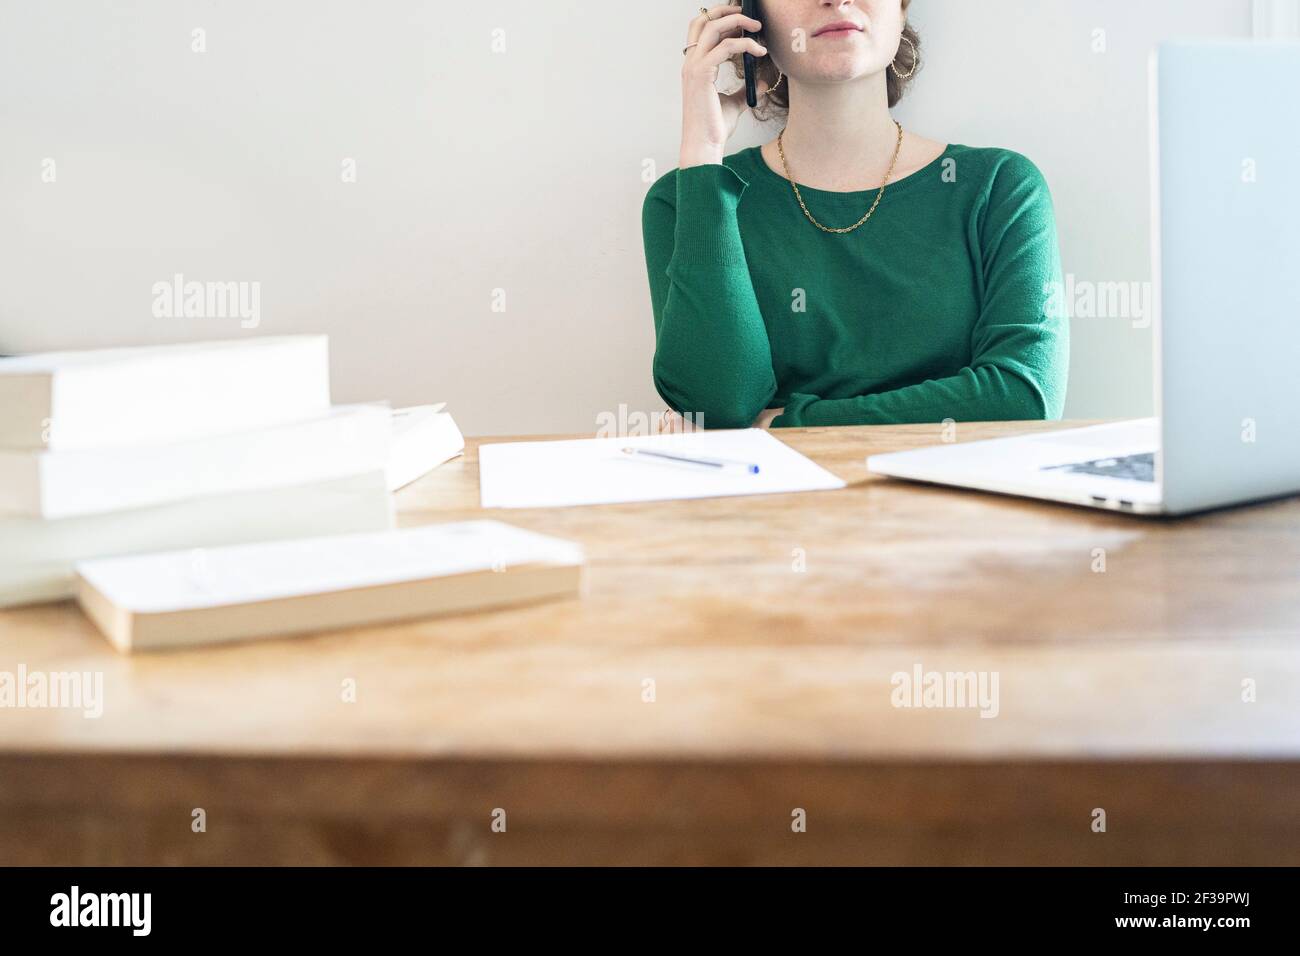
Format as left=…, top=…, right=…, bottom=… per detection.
left=621, top=447, right=760, bottom=475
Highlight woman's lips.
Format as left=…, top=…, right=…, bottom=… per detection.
left=818, top=27, right=862, bottom=37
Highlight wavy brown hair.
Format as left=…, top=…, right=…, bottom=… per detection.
left=744, top=0, right=921, bottom=120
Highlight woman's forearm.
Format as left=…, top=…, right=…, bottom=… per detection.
left=773, top=360, right=1063, bottom=428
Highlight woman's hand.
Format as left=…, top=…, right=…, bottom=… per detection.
left=753, top=408, right=785, bottom=429
left=679, top=4, right=768, bottom=169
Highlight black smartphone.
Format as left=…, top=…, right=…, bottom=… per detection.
left=741, top=0, right=759, bottom=108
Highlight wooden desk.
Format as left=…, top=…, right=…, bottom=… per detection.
left=2, top=421, right=1299, bottom=865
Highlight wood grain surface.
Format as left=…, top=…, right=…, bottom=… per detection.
left=2, top=420, right=1298, bottom=864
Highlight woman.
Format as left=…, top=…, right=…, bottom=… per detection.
left=642, top=0, right=1068, bottom=430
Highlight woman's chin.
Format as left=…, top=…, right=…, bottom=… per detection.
left=798, top=56, right=886, bottom=85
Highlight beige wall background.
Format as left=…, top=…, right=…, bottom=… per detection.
left=0, top=1, right=1281, bottom=435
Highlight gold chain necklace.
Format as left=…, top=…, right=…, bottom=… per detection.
left=776, top=120, right=904, bottom=234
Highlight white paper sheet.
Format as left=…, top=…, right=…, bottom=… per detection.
left=478, top=429, right=846, bottom=509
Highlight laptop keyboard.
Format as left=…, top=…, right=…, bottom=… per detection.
left=1042, top=452, right=1156, bottom=483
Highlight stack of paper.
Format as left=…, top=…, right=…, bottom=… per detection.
left=76, top=520, right=586, bottom=652
left=0, top=403, right=392, bottom=519
left=387, top=404, right=465, bottom=491
left=4, top=473, right=392, bottom=607
left=0, top=337, right=399, bottom=606
left=0, top=336, right=332, bottom=449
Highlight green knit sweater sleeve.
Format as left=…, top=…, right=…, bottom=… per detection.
left=642, top=164, right=777, bottom=429
left=774, top=153, right=1069, bottom=427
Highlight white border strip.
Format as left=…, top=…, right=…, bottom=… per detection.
left=1253, top=0, right=1300, bottom=38
left=1148, top=48, right=1165, bottom=495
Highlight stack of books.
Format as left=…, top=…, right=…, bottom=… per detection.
left=0, top=336, right=465, bottom=608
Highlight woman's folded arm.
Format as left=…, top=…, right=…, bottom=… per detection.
left=642, top=164, right=777, bottom=429
left=773, top=151, right=1069, bottom=428
left=773, top=359, right=1054, bottom=427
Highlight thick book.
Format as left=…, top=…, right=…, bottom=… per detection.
left=75, top=520, right=586, bottom=652
left=387, top=404, right=464, bottom=491
left=0, top=404, right=391, bottom=520
left=0, top=336, right=331, bottom=450
left=0, top=472, right=392, bottom=608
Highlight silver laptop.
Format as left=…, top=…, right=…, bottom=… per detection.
left=868, top=41, right=1300, bottom=516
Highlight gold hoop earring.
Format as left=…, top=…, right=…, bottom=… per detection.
left=890, top=35, right=918, bottom=80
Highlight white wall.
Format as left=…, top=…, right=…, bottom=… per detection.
left=0, top=1, right=1258, bottom=434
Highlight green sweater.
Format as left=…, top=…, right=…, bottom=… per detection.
left=641, top=144, right=1068, bottom=429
